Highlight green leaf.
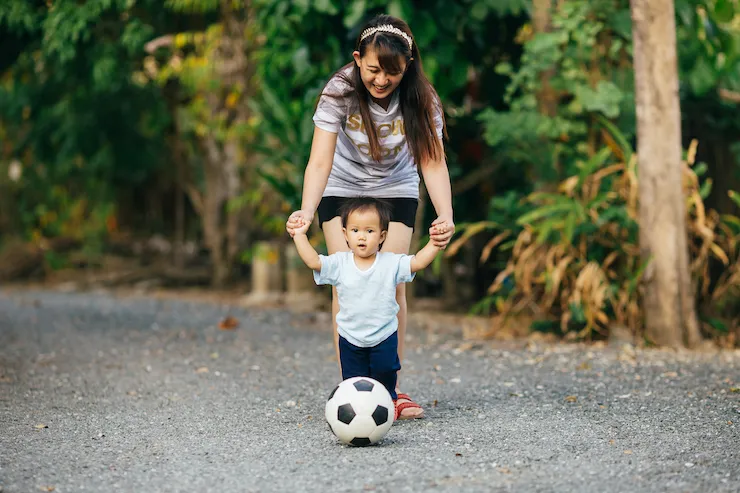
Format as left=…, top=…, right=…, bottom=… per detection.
left=516, top=203, right=575, bottom=225
left=713, top=0, right=735, bottom=23
left=688, top=56, right=718, bottom=95
left=578, top=147, right=613, bottom=185
left=729, top=190, right=740, bottom=208
left=535, top=217, right=558, bottom=244
left=471, top=2, right=488, bottom=21
left=574, top=81, right=624, bottom=119
left=388, top=0, right=406, bottom=20
left=699, top=178, right=712, bottom=199
left=314, top=0, right=339, bottom=15
left=165, top=0, right=219, bottom=13
left=344, top=0, right=366, bottom=29
left=563, top=212, right=577, bottom=244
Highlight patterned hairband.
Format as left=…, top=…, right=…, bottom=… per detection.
left=360, top=24, right=413, bottom=50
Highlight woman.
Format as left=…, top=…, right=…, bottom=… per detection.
left=286, top=14, right=454, bottom=419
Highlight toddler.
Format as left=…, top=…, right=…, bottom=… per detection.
left=289, top=197, right=444, bottom=418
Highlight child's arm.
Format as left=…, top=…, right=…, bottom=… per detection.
left=290, top=219, right=321, bottom=271
left=410, top=241, right=441, bottom=273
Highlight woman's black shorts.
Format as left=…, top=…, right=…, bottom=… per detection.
left=317, top=196, right=418, bottom=229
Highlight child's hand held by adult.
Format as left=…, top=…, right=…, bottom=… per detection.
left=286, top=210, right=314, bottom=237
left=430, top=215, right=455, bottom=249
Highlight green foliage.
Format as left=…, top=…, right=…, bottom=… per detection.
left=479, top=0, right=634, bottom=187
left=676, top=0, right=740, bottom=95
left=0, top=0, right=170, bottom=246
left=455, top=135, right=740, bottom=339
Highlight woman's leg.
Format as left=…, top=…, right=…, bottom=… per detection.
left=322, top=216, right=350, bottom=379
left=381, top=223, right=423, bottom=418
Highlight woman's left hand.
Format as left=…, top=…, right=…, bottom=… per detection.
left=430, top=215, right=455, bottom=249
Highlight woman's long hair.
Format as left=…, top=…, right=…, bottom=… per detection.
left=319, top=14, right=447, bottom=165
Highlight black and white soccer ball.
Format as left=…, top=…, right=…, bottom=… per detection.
left=325, top=377, right=394, bottom=446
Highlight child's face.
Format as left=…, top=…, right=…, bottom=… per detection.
left=353, top=47, right=407, bottom=102
left=343, top=208, right=387, bottom=258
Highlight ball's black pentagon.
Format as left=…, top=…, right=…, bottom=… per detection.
left=337, top=403, right=356, bottom=425
left=372, top=404, right=389, bottom=425
left=327, top=384, right=339, bottom=401
left=350, top=437, right=372, bottom=447
left=353, top=379, right=374, bottom=392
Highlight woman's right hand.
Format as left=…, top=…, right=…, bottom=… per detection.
left=286, top=210, right=315, bottom=237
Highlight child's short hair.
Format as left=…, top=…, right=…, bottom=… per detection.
left=339, top=197, right=392, bottom=231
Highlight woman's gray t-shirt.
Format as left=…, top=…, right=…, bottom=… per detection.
left=312, top=70, right=444, bottom=199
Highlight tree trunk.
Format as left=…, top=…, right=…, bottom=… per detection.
left=197, top=0, right=258, bottom=287
left=630, top=0, right=701, bottom=348
left=533, top=0, right=558, bottom=117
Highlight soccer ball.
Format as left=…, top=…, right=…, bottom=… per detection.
left=325, top=377, right=395, bottom=446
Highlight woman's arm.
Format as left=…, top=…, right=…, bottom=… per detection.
left=420, top=147, right=455, bottom=247
left=287, top=128, right=338, bottom=236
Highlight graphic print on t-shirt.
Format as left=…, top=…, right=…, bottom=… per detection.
left=345, top=113, right=406, bottom=161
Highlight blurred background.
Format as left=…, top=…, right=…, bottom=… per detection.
left=0, top=0, right=738, bottom=345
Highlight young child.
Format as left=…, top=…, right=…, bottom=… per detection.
left=289, top=197, right=444, bottom=418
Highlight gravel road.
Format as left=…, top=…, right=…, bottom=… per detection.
left=1, top=288, right=738, bottom=492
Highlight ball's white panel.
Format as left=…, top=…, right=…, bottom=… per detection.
left=349, top=390, right=378, bottom=416
left=348, top=415, right=376, bottom=439
left=331, top=420, right=356, bottom=444
left=324, top=397, right=339, bottom=427
left=369, top=415, right=393, bottom=443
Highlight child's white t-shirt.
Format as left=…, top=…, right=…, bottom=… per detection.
left=313, top=251, right=416, bottom=347
left=312, top=68, right=444, bottom=199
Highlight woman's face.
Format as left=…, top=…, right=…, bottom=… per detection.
left=353, top=47, right=407, bottom=103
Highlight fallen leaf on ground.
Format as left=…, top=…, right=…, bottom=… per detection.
left=39, top=487, right=55, bottom=492
left=624, top=450, right=633, bottom=455
left=608, top=440, right=615, bottom=445
left=565, top=395, right=578, bottom=403
left=0, top=376, right=12, bottom=383
left=432, top=400, right=438, bottom=407
left=730, top=387, right=739, bottom=393
left=218, top=316, right=239, bottom=330
left=34, top=424, right=48, bottom=430
left=195, top=367, right=209, bottom=374
left=497, top=467, right=511, bottom=474
left=661, top=371, right=678, bottom=378
left=577, top=361, right=592, bottom=371
left=455, top=453, right=462, bottom=457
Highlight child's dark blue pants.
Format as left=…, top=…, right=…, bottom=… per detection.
left=338, top=332, right=401, bottom=400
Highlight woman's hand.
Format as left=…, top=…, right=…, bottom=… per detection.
left=429, top=215, right=455, bottom=249
left=286, top=210, right=315, bottom=237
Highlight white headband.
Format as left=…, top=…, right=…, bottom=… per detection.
left=360, top=24, right=413, bottom=50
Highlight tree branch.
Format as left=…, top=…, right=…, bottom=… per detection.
left=718, top=87, right=740, bottom=103
left=144, top=35, right=174, bottom=54
left=451, top=161, right=499, bottom=195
